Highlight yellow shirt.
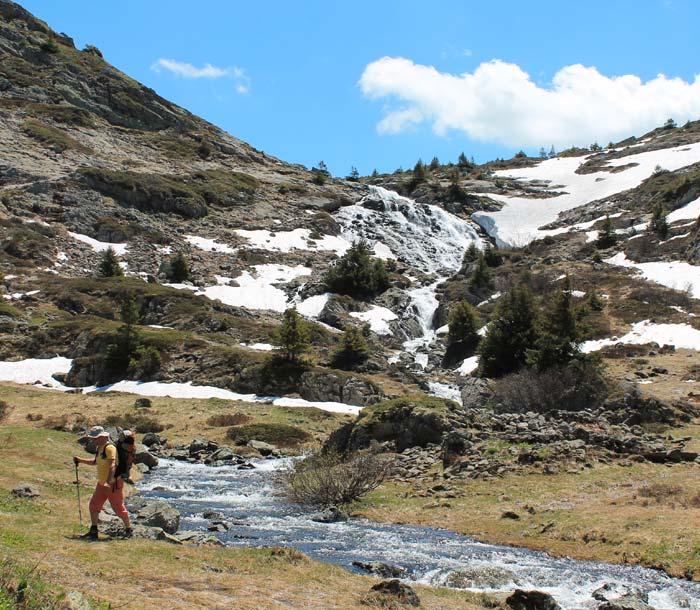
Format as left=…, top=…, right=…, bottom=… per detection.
left=96, top=443, right=118, bottom=485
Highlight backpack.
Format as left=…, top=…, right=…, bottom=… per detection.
left=103, top=429, right=135, bottom=480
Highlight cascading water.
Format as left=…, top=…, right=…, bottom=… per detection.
left=141, top=458, right=700, bottom=610
left=334, top=186, right=483, bottom=373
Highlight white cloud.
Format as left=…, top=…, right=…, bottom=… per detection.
left=151, top=58, right=229, bottom=78
left=359, top=57, right=700, bottom=148
left=236, top=84, right=249, bottom=94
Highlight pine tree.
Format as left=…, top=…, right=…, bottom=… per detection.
left=273, top=308, right=310, bottom=363
left=347, top=166, right=360, bottom=182
left=530, top=276, right=582, bottom=371
left=483, top=245, right=503, bottom=267
left=371, top=169, right=379, bottom=178
left=168, top=252, right=190, bottom=282
left=549, top=145, right=556, bottom=158
left=98, top=247, right=124, bottom=277
left=323, top=239, right=389, bottom=299
left=469, top=252, right=491, bottom=290
left=105, top=293, right=141, bottom=376
left=429, top=156, right=440, bottom=170
left=478, top=285, right=540, bottom=378
left=447, top=169, right=466, bottom=203
left=443, top=301, right=480, bottom=366
left=412, top=159, right=427, bottom=183
left=650, top=203, right=669, bottom=239
left=586, top=289, right=604, bottom=312
left=596, top=214, right=617, bottom=249
left=331, top=325, right=370, bottom=369
left=458, top=152, right=469, bottom=167
left=539, top=147, right=547, bottom=159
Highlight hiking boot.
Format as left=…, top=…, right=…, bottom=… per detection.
left=80, top=526, right=98, bottom=541
left=121, top=527, right=133, bottom=539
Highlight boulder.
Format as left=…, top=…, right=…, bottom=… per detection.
left=309, top=506, right=348, bottom=523
left=442, top=430, right=473, bottom=468
left=141, top=432, right=164, bottom=447
left=133, top=443, right=159, bottom=469
left=506, top=589, right=561, bottom=610
left=248, top=440, right=277, bottom=456
left=11, top=483, right=40, bottom=499
left=352, top=561, right=407, bottom=579
left=597, top=595, right=655, bottom=610
left=188, top=438, right=209, bottom=455
left=137, top=500, right=180, bottom=534
left=60, top=590, right=93, bottom=610
left=369, top=580, right=420, bottom=607
left=444, top=565, right=518, bottom=589
left=592, top=584, right=648, bottom=603
left=460, top=377, right=494, bottom=409
left=134, top=398, right=152, bottom=409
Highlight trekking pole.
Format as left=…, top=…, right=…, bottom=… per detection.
left=74, top=462, right=83, bottom=526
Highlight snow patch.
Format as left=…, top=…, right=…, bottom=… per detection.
left=605, top=252, right=700, bottom=299
left=0, top=356, right=72, bottom=388
left=185, top=235, right=236, bottom=254
left=581, top=320, right=700, bottom=353
left=68, top=232, right=127, bottom=255
left=456, top=356, right=479, bottom=375
left=350, top=306, right=398, bottom=335
left=667, top=196, right=700, bottom=224
left=235, top=228, right=350, bottom=255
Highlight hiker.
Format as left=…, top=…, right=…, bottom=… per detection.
left=73, top=426, right=134, bottom=540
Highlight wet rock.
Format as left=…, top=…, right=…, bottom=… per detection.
left=248, top=439, right=277, bottom=456
left=202, top=510, right=224, bottom=520
left=352, top=561, right=407, bottom=579
left=506, top=589, right=561, bottom=610
left=597, top=594, right=655, bottom=610
left=11, top=483, right=40, bottom=499
left=175, top=530, right=224, bottom=546
left=141, top=432, right=164, bottom=447
left=592, top=583, right=648, bottom=603
left=444, top=565, right=519, bottom=589
left=136, top=500, right=180, bottom=534
left=309, top=506, right=348, bottom=523
left=134, top=398, right=152, bottom=409
left=369, top=579, right=420, bottom=607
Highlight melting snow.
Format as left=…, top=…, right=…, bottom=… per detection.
left=473, top=142, right=700, bottom=248
left=350, top=306, right=398, bottom=335
left=456, top=356, right=479, bottom=375
left=235, top=228, right=350, bottom=255
left=667, top=196, right=700, bottom=224
left=0, top=356, right=72, bottom=388
left=427, top=382, right=462, bottom=405
left=295, top=293, right=330, bottom=319
left=239, top=343, right=274, bottom=351
left=581, top=320, right=700, bottom=353
left=605, top=252, right=700, bottom=299
left=185, top=235, right=236, bottom=254
left=68, top=232, right=128, bottom=255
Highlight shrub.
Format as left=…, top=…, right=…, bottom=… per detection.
left=494, top=360, right=607, bottom=413
left=98, top=247, right=124, bottom=277
left=650, top=203, right=669, bottom=239
left=103, top=413, right=164, bottom=433
left=104, top=293, right=141, bottom=378
left=227, top=423, right=310, bottom=447
left=127, top=345, right=162, bottom=379
left=166, top=252, right=190, bottom=283
left=323, top=240, right=389, bottom=300
left=278, top=450, right=392, bottom=506
left=0, top=400, right=9, bottom=421
left=272, top=308, right=311, bottom=363
left=22, top=118, right=84, bottom=152
left=469, top=252, right=492, bottom=290
left=330, top=326, right=370, bottom=369
left=596, top=214, right=617, bottom=249
left=206, top=413, right=251, bottom=427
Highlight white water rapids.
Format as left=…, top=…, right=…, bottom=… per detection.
left=140, top=458, right=700, bottom=609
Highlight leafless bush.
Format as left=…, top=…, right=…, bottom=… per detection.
left=638, top=483, right=682, bottom=502
left=278, top=450, right=393, bottom=507
left=495, top=361, right=608, bottom=413
left=0, top=400, right=9, bottom=421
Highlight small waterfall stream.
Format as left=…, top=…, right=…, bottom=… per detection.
left=141, top=458, right=700, bottom=610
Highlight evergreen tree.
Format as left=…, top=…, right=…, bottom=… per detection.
left=317, top=160, right=329, bottom=175
left=331, top=325, right=370, bottom=369
left=458, top=152, right=469, bottom=167
left=596, top=214, right=617, bottom=249
left=530, top=276, right=582, bottom=371
left=412, top=159, right=427, bottom=183
left=273, top=308, right=310, bottom=363
left=98, top=247, right=123, bottom=277
left=478, top=285, right=540, bottom=378
left=483, top=245, right=503, bottom=267
left=447, top=169, right=466, bottom=203
left=469, top=252, right=492, bottom=290
left=105, top=293, right=141, bottom=376
left=664, top=118, right=677, bottom=129
left=347, top=166, right=360, bottom=182
left=586, top=289, right=604, bottom=312
left=650, top=203, right=669, bottom=239
left=539, top=147, right=547, bottom=159
left=548, top=145, right=556, bottom=158
left=168, top=252, right=190, bottom=282
left=323, top=240, right=390, bottom=299
left=371, top=169, right=379, bottom=178
left=443, top=300, right=480, bottom=366
left=429, top=156, right=440, bottom=170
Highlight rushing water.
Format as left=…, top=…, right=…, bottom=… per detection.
left=140, top=458, right=700, bottom=610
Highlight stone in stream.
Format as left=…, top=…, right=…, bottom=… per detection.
left=133, top=443, right=159, bottom=469
left=443, top=565, right=519, bottom=589
left=597, top=595, right=656, bottom=610
left=247, top=439, right=277, bottom=456
left=369, top=580, right=420, bottom=607
left=136, top=500, right=180, bottom=534
left=592, top=583, right=648, bottom=603
left=352, top=561, right=407, bottom=578
left=309, top=506, right=348, bottom=523
left=506, top=589, right=561, bottom=610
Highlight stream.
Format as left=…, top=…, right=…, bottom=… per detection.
left=140, top=458, right=700, bottom=609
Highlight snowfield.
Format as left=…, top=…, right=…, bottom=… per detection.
left=605, top=252, right=700, bottom=299
left=68, top=232, right=127, bottom=255
left=350, top=306, right=398, bottom=335
left=667, top=195, right=700, bottom=224
left=0, top=356, right=72, bottom=388
left=473, top=142, right=700, bottom=248
left=185, top=235, right=236, bottom=254
left=581, top=320, right=700, bottom=353
left=235, top=228, right=350, bottom=255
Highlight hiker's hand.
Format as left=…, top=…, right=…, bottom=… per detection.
left=73, top=456, right=79, bottom=466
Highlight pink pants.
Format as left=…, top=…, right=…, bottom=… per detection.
left=89, top=479, right=129, bottom=520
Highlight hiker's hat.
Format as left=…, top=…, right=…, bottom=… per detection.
left=85, top=425, right=109, bottom=439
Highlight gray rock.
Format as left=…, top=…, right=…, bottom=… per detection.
left=352, top=561, right=407, bottom=579
left=369, top=580, right=420, bottom=607
left=60, top=591, right=92, bottom=610
left=141, top=432, right=164, bottom=447
left=133, top=443, right=159, bottom=469
left=506, top=589, right=561, bottom=610
left=597, top=595, right=655, bottom=610
left=592, top=584, right=648, bottom=603
left=137, top=500, right=180, bottom=534
left=460, top=377, right=494, bottom=409
left=134, top=462, right=150, bottom=474
left=248, top=439, right=277, bottom=456
left=11, top=483, right=40, bottom=499
left=134, top=398, right=152, bottom=409
left=444, top=566, right=519, bottom=589
left=189, top=438, right=209, bottom=454
left=310, top=506, right=348, bottom=523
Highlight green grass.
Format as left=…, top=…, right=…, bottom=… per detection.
left=227, top=423, right=311, bottom=447
left=21, top=119, right=87, bottom=153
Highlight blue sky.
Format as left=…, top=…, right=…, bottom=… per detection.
left=20, top=0, right=700, bottom=176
